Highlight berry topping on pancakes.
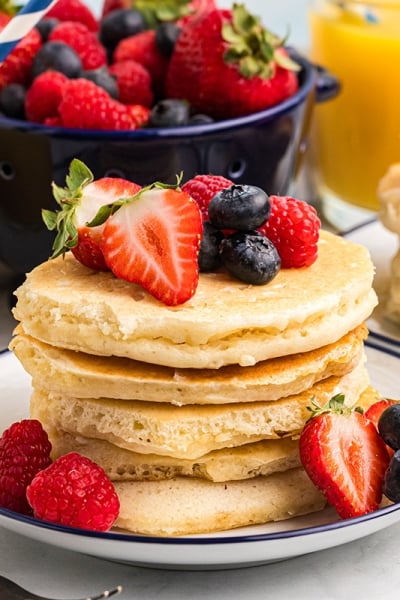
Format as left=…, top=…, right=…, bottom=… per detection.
left=100, top=184, right=202, bottom=306
left=42, top=160, right=321, bottom=305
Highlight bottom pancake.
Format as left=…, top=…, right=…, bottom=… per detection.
left=114, top=468, right=326, bottom=536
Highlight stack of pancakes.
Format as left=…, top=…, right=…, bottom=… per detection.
left=11, top=230, right=379, bottom=536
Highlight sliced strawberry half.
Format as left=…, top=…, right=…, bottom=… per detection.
left=100, top=186, right=202, bottom=305
left=42, top=159, right=141, bottom=270
left=299, top=394, right=390, bottom=519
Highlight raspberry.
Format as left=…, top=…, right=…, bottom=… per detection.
left=109, top=59, right=154, bottom=107
left=26, top=452, right=120, bottom=531
left=0, top=419, right=52, bottom=514
left=181, top=174, right=233, bottom=221
left=25, top=71, right=68, bottom=123
left=49, top=21, right=107, bottom=70
left=58, top=78, right=135, bottom=130
left=258, top=195, right=321, bottom=268
left=46, top=0, right=99, bottom=32
left=127, top=104, right=151, bottom=128
left=113, top=30, right=169, bottom=97
left=0, top=28, right=42, bottom=91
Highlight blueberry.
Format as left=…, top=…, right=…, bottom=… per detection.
left=31, top=41, right=82, bottom=79
left=36, top=17, right=59, bottom=42
left=99, top=9, right=146, bottom=51
left=155, top=22, right=181, bottom=57
left=198, top=222, right=224, bottom=272
left=208, top=185, right=271, bottom=231
left=0, top=83, right=26, bottom=119
left=220, top=231, right=281, bottom=285
left=383, top=450, right=400, bottom=502
left=378, top=404, right=400, bottom=450
left=148, top=99, right=190, bottom=127
left=82, top=67, right=119, bottom=99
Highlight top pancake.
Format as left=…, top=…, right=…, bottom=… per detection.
left=13, top=231, right=377, bottom=369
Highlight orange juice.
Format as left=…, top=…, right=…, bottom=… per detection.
left=309, top=0, right=400, bottom=213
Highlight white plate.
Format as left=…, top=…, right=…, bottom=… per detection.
left=1, top=221, right=400, bottom=570
left=345, top=219, right=400, bottom=352
left=0, top=349, right=399, bottom=569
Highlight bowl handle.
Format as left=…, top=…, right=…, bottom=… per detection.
left=314, top=64, right=341, bottom=103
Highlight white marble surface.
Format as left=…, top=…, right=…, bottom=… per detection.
left=1, top=522, right=399, bottom=600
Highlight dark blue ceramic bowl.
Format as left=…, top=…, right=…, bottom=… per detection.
left=0, top=53, right=338, bottom=274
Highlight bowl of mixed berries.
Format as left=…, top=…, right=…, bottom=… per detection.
left=0, top=0, right=338, bottom=274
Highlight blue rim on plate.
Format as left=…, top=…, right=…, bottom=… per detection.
left=0, top=499, right=399, bottom=546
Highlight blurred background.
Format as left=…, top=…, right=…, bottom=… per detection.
left=85, top=0, right=311, bottom=48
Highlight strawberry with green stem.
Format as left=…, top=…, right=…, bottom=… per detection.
left=299, top=394, right=390, bottom=519
left=42, top=159, right=141, bottom=270
left=166, top=3, right=300, bottom=120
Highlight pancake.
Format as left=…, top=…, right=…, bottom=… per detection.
left=378, top=162, right=400, bottom=236
left=13, top=231, right=377, bottom=369
left=30, top=357, right=369, bottom=460
left=45, top=430, right=300, bottom=482
left=113, top=469, right=326, bottom=536
left=11, top=324, right=367, bottom=405
left=381, top=248, right=400, bottom=324
left=377, top=163, right=400, bottom=324
left=42, top=386, right=381, bottom=484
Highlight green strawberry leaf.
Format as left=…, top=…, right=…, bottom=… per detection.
left=41, top=209, right=58, bottom=231
left=306, top=393, right=364, bottom=421
left=42, top=159, right=95, bottom=258
left=222, top=3, right=300, bottom=80
left=135, top=0, right=191, bottom=27
left=65, top=158, right=93, bottom=194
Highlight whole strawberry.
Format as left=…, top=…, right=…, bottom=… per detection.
left=367, top=399, right=398, bottom=459
left=365, top=399, right=399, bottom=431
left=0, top=419, right=52, bottom=515
left=26, top=452, right=120, bottom=531
left=49, top=21, right=107, bottom=71
left=178, top=0, right=216, bottom=25
left=42, top=158, right=141, bottom=270
left=181, top=174, right=233, bottom=221
left=258, top=195, right=321, bottom=268
left=299, top=394, right=390, bottom=519
left=166, top=4, right=299, bottom=120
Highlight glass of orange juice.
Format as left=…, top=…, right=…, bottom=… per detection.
left=308, top=0, right=400, bottom=228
